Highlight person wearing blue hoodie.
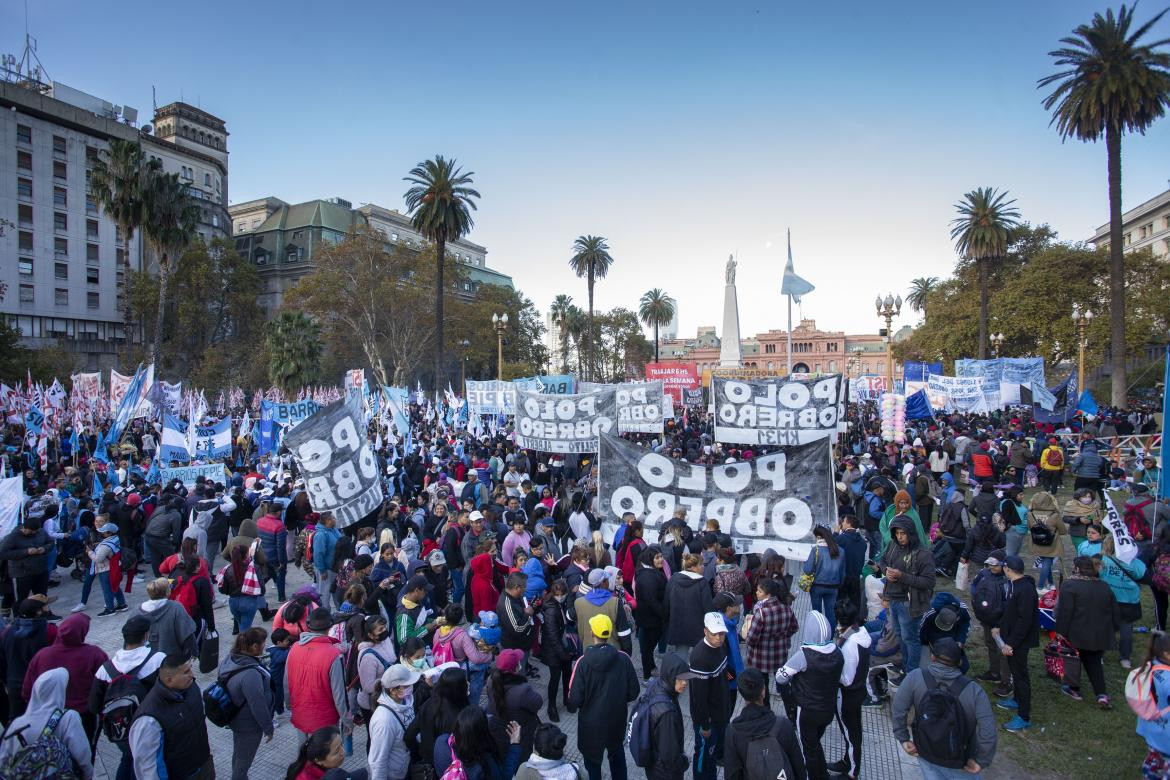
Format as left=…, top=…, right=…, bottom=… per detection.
left=918, top=592, right=973, bottom=674
left=712, top=593, right=744, bottom=691
left=1097, top=533, right=1147, bottom=669
left=572, top=569, right=632, bottom=650
left=312, top=513, right=342, bottom=611
left=775, top=610, right=844, bottom=780
left=515, top=549, right=548, bottom=601
left=803, top=526, right=845, bottom=623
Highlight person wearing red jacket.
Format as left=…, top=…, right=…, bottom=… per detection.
left=286, top=608, right=346, bottom=738
left=469, top=552, right=500, bottom=616
left=22, top=612, right=107, bottom=745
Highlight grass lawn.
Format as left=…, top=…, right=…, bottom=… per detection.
left=935, top=483, right=1153, bottom=778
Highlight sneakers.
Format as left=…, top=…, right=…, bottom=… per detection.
left=115, top=604, right=130, bottom=612
left=70, top=603, right=86, bottom=614
left=97, top=608, right=117, bottom=617
left=887, top=671, right=906, bottom=687
left=42, top=611, right=62, bottom=622
left=826, top=759, right=848, bottom=773
left=991, top=685, right=1013, bottom=698
left=1121, top=659, right=1133, bottom=670
left=1098, top=695, right=1113, bottom=710
left=133, top=574, right=145, bottom=583
left=1003, top=715, right=1031, bottom=732
left=1061, top=685, right=1083, bottom=702
left=862, top=695, right=885, bottom=707
left=975, top=671, right=1001, bottom=683
left=996, top=697, right=1019, bottom=710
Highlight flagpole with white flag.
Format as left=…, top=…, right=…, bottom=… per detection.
left=780, top=230, right=815, bottom=374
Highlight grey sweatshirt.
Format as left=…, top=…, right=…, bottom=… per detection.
left=891, top=659, right=997, bottom=768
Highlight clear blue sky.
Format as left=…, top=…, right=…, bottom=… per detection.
left=8, top=1, right=1170, bottom=340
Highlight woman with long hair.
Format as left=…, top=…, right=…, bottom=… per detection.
left=803, top=525, right=844, bottom=622
left=615, top=519, right=646, bottom=586
left=220, top=627, right=273, bottom=780
left=1054, top=556, right=1119, bottom=708
left=633, top=545, right=668, bottom=680
left=219, top=541, right=265, bottom=632
left=273, top=587, right=320, bottom=641
left=159, top=535, right=217, bottom=638
left=356, top=615, right=394, bottom=750
left=405, top=666, right=469, bottom=768
left=486, top=648, right=543, bottom=762
left=285, top=725, right=365, bottom=780
left=588, top=531, right=611, bottom=569
left=435, top=707, right=522, bottom=780
left=539, top=579, right=575, bottom=720
left=1098, top=534, right=1148, bottom=670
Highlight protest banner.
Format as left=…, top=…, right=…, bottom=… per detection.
left=465, top=380, right=517, bottom=416
left=159, top=415, right=232, bottom=462
left=850, top=375, right=887, bottom=401
left=161, top=463, right=228, bottom=488
left=645, top=362, right=700, bottom=401
left=71, top=373, right=102, bottom=405
left=0, top=476, right=21, bottom=537
left=109, top=369, right=132, bottom=411
left=712, top=374, right=846, bottom=445
left=1102, top=492, right=1139, bottom=564
left=903, top=361, right=941, bottom=396
left=613, top=381, right=664, bottom=434
left=382, top=387, right=410, bottom=434
left=284, top=399, right=383, bottom=528
left=925, top=374, right=990, bottom=414
left=517, top=375, right=576, bottom=394
left=514, top=387, right=616, bottom=453
left=598, top=432, right=835, bottom=559
left=257, top=399, right=322, bottom=455
left=682, top=388, right=704, bottom=406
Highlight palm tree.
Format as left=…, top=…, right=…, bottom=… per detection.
left=950, top=188, right=1021, bottom=359
left=141, top=171, right=198, bottom=371
left=549, top=294, right=574, bottom=373
left=90, top=139, right=152, bottom=347
left=568, top=235, right=614, bottom=380
left=1039, top=4, right=1170, bottom=406
left=907, top=277, right=939, bottom=316
left=638, top=289, right=675, bottom=363
left=403, top=156, right=480, bottom=390
left=565, top=305, right=587, bottom=376
left=267, top=312, right=323, bottom=393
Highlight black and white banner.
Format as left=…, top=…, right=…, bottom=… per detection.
left=615, top=381, right=665, bottom=434
left=514, top=387, right=616, bottom=453
left=599, top=433, right=835, bottom=558
left=284, top=399, right=383, bottom=529
left=712, top=374, right=846, bottom=445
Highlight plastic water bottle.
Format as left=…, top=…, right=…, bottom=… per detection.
left=1136, top=626, right=1150, bottom=634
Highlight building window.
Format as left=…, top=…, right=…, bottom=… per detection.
left=18, top=258, right=33, bottom=275
left=391, top=233, right=399, bottom=241
left=829, top=360, right=836, bottom=371
left=1164, top=216, right=1170, bottom=230
left=18, top=204, right=32, bottom=227
left=87, top=292, right=99, bottom=309
left=55, top=237, right=68, bottom=257
left=87, top=220, right=99, bottom=240
left=17, top=178, right=32, bottom=200
left=86, top=195, right=97, bottom=216
left=85, top=146, right=99, bottom=164
left=54, top=212, right=68, bottom=233
left=17, top=150, right=31, bottom=171
left=54, top=288, right=68, bottom=306
left=87, top=267, right=99, bottom=285
left=16, top=124, right=32, bottom=144
left=53, top=161, right=67, bottom=181
left=18, top=231, right=33, bottom=252
left=862, top=362, right=870, bottom=374
left=54, top=186, right=67, bottom=207
left=251, top=218, right=260, bottom=227
left=19, top=284, right=34, bottom=304
left=55, top=262, right=68, bottom=281
left=87, top=244, right=99, bottom=264
left=292, top=230, right=304, bottom=240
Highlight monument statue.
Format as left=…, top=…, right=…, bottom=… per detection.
left=725, top=255, right=736, bottom=285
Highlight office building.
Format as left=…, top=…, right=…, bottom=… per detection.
left=1088, top=186, right=1170, bottom=258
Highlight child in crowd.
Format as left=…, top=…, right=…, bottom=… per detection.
left=267, top=627, right=293, bottom=721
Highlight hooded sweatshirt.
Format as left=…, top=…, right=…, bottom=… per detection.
left=0, top=667, right=93, bottom=779
left=218, top=650, right=274, bottom=736
left=645, top=654, right=690, bottom=780
left=515, top=753, right=587, bottom=780
left=724, top=702, right=805, bottom=780
left=566, top=641, right=640, bottom=758
left=0, top=616, right=56, bottom=691
left=891, top=658, right=996, bottom=769
left=879, top=516, right=935, bottom=617
left=138, top=597, right=197, bottom=659
left=775, top=610, right=844, bottom=713
left=369, top=691, right=414, bottom=780
left=22, top=613, right=108, bottom=711
left=470, top=553, right=500, bottom=616
left=664, top=571, right=712, bottom=647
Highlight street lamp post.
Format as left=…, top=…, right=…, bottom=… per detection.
left=991, top=332, right=1005, bottom=358
left=875, top=294, right=902, bottom=393
left=491, top=312, right=509, bottom=381
left=1072, top=304, right=1093, bottom=392
left=459, top=339, right=470, bottom=397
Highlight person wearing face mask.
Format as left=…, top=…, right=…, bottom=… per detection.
left=1065, top=489, right=1103, bottom=548
left=357, top=616, right=395, bottom=750
left=539, top=579, right=576, bottom=722
left=368, top=664, right=421, bottom=780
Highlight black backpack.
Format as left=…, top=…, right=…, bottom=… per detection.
left=1029, top=519, right=1055, bottom=548
left=99, top=656, right=158, bottom=743
left=202, top=668, right=246, bottom=728
left=971, top=572, right=1006, bottom=626
left=745, top=730, right=796, bottom=780
left=626, top=684, right=672, bottom=768
left=912, top=669, right=973, bottom=769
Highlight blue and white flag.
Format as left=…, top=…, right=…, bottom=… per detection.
left=146, top=457, right=160, bottom=486
left=24, top=405, right=44, bottom=437
left=383, top=387, right=410, bottom=436
left=160, top=414, right=191, bottom=462
left=161, top=414, right=232, bottom=462
left=107, top=364, right=151, bottom=445
left=780, top=230, right=815, bottom=302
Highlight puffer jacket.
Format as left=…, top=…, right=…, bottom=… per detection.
left=1027, top=491, right=1066, bottom=557
left=664, top=571, right=712, bottom=647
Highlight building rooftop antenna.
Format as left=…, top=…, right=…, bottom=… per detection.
left=3, top=1, right=52, bottom=93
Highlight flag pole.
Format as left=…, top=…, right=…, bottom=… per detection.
left=786, top=294, right=793, bottom=375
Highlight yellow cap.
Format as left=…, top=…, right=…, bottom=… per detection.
left=588, top=613, right=613, bottom=639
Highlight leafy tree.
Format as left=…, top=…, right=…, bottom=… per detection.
left=448, top=285, right=548, bottom=382
left=266, top=312, right=324, bottom=394
left=403, top=156, right=480, bottom=390
left=638, top=289, right=675, bottom=363
left=141, top=170, right=198, bottom=372
left=950, top=187, right=1021, bottom=359
left=1039, top=3, right=1170, bottom=406
left=907, top=277, right=939, bottom=317
left=90, top=140, right=154, bottom=351
left=568, top=235, right=614, bottom=380
left=549, top=294, right=574, bottom=372
left=589, top=308, right=652, bottom=382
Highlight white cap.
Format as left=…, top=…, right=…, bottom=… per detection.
left=703, top=612, right=728, bottom=634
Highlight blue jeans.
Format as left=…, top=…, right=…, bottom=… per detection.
left=79, top=570, right=95, bottom=605
left=230, top=594, right=264, bottom=632
left=1005, top=530, right=1025, bottom=558
left=889, top=599, right=923, bottom=673
left=692, top=722, right=726, bottom=780
left=467, top=666, right=487, bottom=707
left=98, top=570, right=126, bottom=610
left=919, top=757, right=979, bottom=778
left=1036, top=556, right=1056, bottom=590
left=450, top=568, right=465, bottom=604
left=266, top=565, right=287, bottom=602
left=810, top=585, right=838, bottom=623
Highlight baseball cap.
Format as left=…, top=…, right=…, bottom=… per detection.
left=984, top=554, right=1004, bottom=567
left=1002, top=555, right=1025, bottom=573
left=931, top=637, right=962, bottom=666
left=587, top=569, right=608, bottom=587
left=497, top=648, right=525, bottom=673
left=405, top=574, right=432, bottom=593
left=703, top=612, right=728, bottom=634
left=588, top=613, right=613, bottom=639
left=427, top=550, right=446, bottom=566
left=934, top=607, right=959, bottom=632
left=98, top=523, right=119, bottom=534
left=381, top=663, right=422, bottom=690
left=469, top=511, right=485, bottom=522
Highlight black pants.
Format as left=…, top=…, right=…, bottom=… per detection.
left=1075, top=648, right=1107, bottom=697
left=5, top=684, right=26, bottom=721
left=145, top=536, right=173, bottom=578
left=834, top=687, right=865, bottom=778
left=15, top=572, right=49, bottom=603
left=797, top=706, right=835, bottom=780
left=1156, top=589, right=1168, bottom=632
left=1006, top=648, right=1032, bottom=721
left=546, top=657, right=572, bottom=707
left=639, top=624, right=664, bottom=679
left=840, top=576, right=862, bottom=614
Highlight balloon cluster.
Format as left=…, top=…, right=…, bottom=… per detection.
left=880, top=393, right=906, bottom=444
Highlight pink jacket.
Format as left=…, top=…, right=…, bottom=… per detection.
left=433, top=625, right=492, bottom=665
